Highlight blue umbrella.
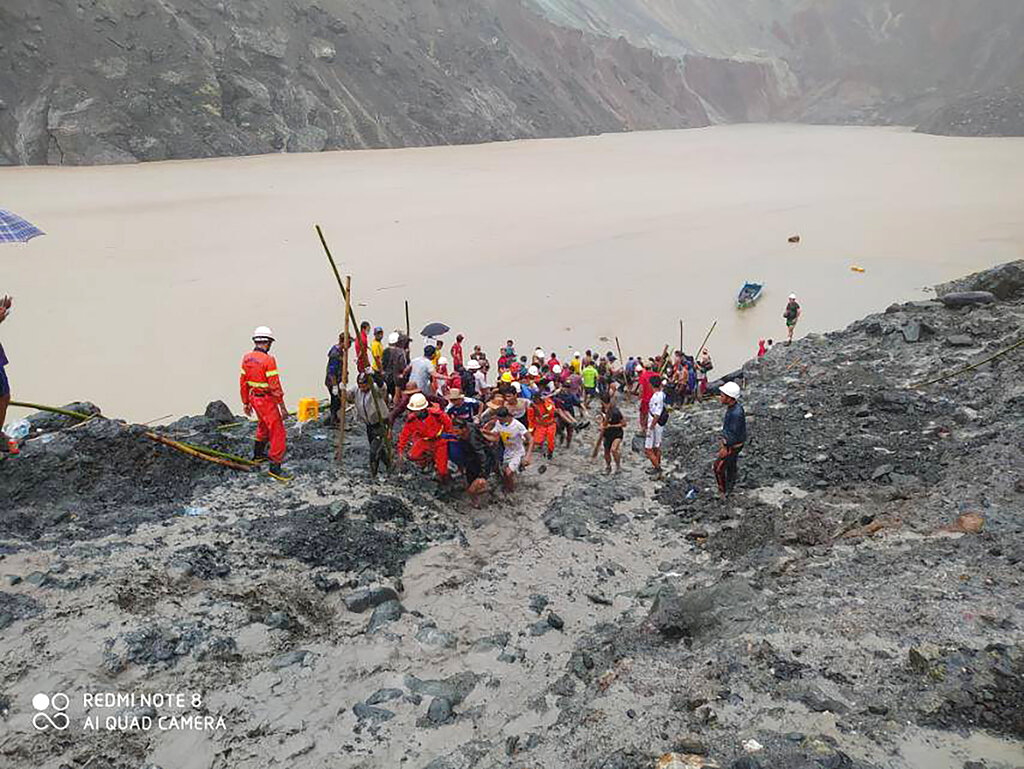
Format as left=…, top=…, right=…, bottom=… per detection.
left=0, top=209, right=44, bottom=244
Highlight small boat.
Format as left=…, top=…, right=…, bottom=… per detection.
left=736, top=281, right=764, bottom=309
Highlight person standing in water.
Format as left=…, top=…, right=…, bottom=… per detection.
left=784, top=294, right=801, bottom=344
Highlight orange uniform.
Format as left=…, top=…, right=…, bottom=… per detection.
left=240, top=349, right=286, bottom=463
left=397, top=406, right=453, bottom=478
left=528, top=397, right=558, bottom=453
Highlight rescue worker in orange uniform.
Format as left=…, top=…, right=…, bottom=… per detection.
left=240, top=326, right=290, bottom=479
left=396, top=393, right=452, bottom=481
left=528, top=391, right=558, bottom=460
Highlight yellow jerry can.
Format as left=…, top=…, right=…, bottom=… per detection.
left=297, top=398, right=320, bottom=422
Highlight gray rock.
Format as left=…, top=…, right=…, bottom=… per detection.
left=546, top=612, right=565, bottom=631
left=366, top=600, right=405, bottom=633
left=426, top=696, right=454, bottom=725
left=648, top=578, right=757, bottom=642
left=203, top=400, right=235, bottom=424
left=940, top=291, right=997, bottom=307
left=366, top=688, right=403, bottom=705
left=470, top=632, right=510, bottom=652
left=871, top=464, right=895, bottom=480
left=24, top=571, right=49, bottom=587
left=264, top=611, right=291, bottom=630
left=270, top=650, right=309, bottom=669
left=947, top=334, right=975, bottom=347
left=404, top=672, right=478, bottom=705
left=352, top=701, right=395, bottom=722
left=840, top=392, right=864, bottom=406
left=528, top=620, right=552, bottom=636
left=4, top=575, right=22, bottom=586
left=345, top=586, right=399, bottom=613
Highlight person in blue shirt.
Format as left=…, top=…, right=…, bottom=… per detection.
left=324, top=332, right=346, bottom=426
left=0, top=294, right=13, bottom=452
left=445, top=389, right=481, bottom=422
left=714, top=381, right=747, bottom=496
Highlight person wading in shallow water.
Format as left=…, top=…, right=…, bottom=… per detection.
left=714, top=381, right=746, bottom=496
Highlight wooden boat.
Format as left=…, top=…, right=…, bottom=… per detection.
left=736, top=281, right=764, bottom=309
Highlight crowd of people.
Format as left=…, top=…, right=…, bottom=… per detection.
left=304, top=323, right=748, bottom=501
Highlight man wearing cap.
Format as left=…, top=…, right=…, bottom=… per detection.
left=715, top=381, right=747, bottom=496
left=445, top=389, right=481, bottom=422
left=241, top=326, right=290, bottom=478
left=349, top=372, right=391, bottom=477
left=397, top=393, right=453, bottom=481
left=784, top=294, right=801, bottom=344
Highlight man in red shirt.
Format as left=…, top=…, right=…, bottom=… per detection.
left=451, top=334, right=465, bottom=370
left=637, top=361, right=659, bottom=431
left=397, top=393, right=453, bottom=480
left=355, top=321, right=371, bottom=373
left=240, top=326, right=290, bottom=478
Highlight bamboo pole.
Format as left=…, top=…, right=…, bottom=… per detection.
left=314, top=225, right=395, bottom=469
left=404, top=300, right=411, bottom=339
left=679, top=320, right=684, bottom=353
left=178, top=442, right=259, bottom=466
left=614, top=336, right=623, bottom=364
left=10, top=401, right=92, bottom=420
left=144, top=432, right=252, bottom=471
left=910, top=336, right=1024, bottom=389
left=338, top=275, right=352, bottom=464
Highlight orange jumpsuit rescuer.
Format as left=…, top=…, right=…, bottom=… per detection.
left=528, top=392, right=558, bottom=458
left=397, top=393, right=452, bottom=479
left=241, top=326, right=290, bottom=477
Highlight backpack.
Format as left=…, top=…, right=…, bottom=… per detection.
left=657, top=407, right=670, bottom=427
left=461, top=369, right=476, bottom=397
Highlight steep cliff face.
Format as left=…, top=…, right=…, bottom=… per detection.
left=0, top=0, right=715, bottom=165
left=530, top=0, right=1024, bottom=128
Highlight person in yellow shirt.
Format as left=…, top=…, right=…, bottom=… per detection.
left=370, top=327, right=385, bottom=373
left=570, top=351, right=582, bottom=375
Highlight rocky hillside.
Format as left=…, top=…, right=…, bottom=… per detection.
left=2, top=0, right=1022, bottom=165
left=531, top=0, right=1024, bottom=131
left=0, top=0, right=726, bottom=165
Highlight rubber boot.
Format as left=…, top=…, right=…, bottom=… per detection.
left=269, top=462, right=292, bottom=481
left=253, top=440, right=268, bottom=462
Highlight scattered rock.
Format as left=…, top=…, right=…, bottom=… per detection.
left=546, top=612, right=565, bottom=631
left=425, top=696, right=454, bottom=725
left=939, top=291, right=996, bottom=308
left=648, top=579, right=757, bottom=643
left=366, top=688, right=403, bottom=705
left=353, top=701, right=395, bottom=723
left=366, top=600, right=405, bottom=633
left=345, top=586, right=400, bottom=614
left=270, top=650, right=309, bottom=670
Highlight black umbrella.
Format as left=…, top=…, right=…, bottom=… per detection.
left=421, top=322, right=450, bottom=338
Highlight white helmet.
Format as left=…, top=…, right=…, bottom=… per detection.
left=552, top=364, right=562, bottom=374
left=574, top=351, right=581, bottom=358
left=407, top=393, right=429, bottom=411
left=720, top=381, right=741, bottom=399
left=438, top=357, right=448, bottom=366
left=534, top=348, right=544, bottom=359
left=388, top=331, right=400, bottom=344
left=788, top=293, right=797, bottom=300
left=528, top=365, right=539, bottom=377
left=252, top=326, right=275, bottom=341
left=466, top=360, right=480, bottom=371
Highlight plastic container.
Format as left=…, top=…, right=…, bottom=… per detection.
left=3, top=419, right=30, bottom=441
left=296, top=398, right=320, bottom=423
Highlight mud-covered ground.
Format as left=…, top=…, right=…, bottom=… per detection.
left=1, top=263, right=1023, bottom=769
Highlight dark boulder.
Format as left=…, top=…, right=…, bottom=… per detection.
left=940, top=291, right=997, bottom=308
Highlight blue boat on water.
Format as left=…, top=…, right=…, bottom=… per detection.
left=736, top=282, right=764, bottom=310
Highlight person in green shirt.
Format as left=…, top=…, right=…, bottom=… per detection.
left=581, top=362, right=599, bottom=408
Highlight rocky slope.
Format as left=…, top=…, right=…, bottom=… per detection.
left=2, top=0, right=1023, bottom=165
left=531, top=0, right=1024, bottom=131
left=0, top=0, right=722, bottom=165
left=1, top=261, right=1022, bottom=768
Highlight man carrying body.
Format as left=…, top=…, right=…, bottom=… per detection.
left=241, top=326, right=290, bottom=479
left=446, top=389, right=481, bottom=422
left=397, top=392, right=453, bottom=482
left=483, top=406, right=533, bottom=493
left=714, top=381, right=747, bottom=496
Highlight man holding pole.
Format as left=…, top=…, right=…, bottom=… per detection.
left=241, top=326, right=290, bottom=479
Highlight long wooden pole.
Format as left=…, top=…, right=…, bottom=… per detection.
left=337, top=275, right=352, bottom=464
left=314, top=225, right=394, bottom=468
left=679, top=320, right=684, bottom=353
left=696, top=320, right=718, bottom=359
left=614, top=336, right=623, bottom=364
left=404, top=300, right=411, bottom=339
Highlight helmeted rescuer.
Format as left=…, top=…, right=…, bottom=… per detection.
left=241, top=326, right=289, bottom=476
left=397, top=393, right=453, bottom=480
left=527, top=391, right=558, bottom=458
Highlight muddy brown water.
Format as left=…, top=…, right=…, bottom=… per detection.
left=2, top=124, right=1024, bottom=424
